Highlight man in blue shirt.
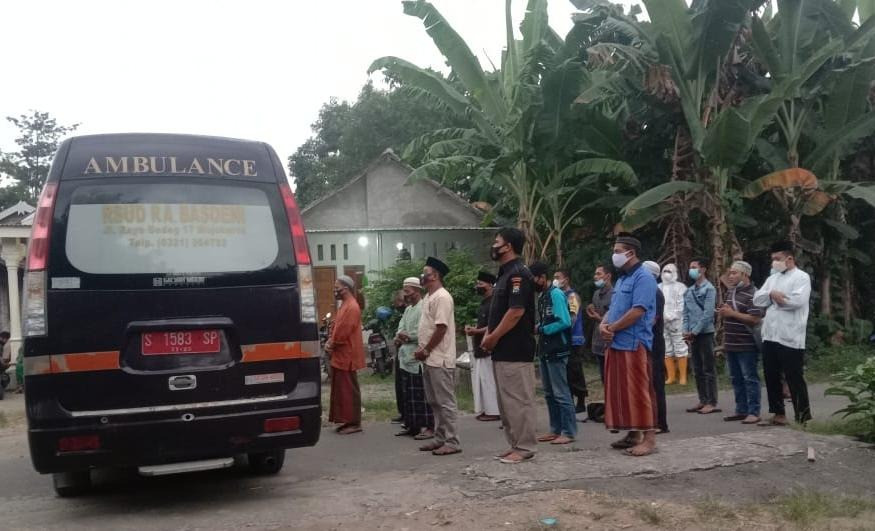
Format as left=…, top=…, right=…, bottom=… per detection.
left=599, top=233, right=658, bottom=457
left=683, top=257, right=719, bottom=415
left=531, top=262, right=576, bottom=445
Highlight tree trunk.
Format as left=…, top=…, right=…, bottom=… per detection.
left=659, top=128, right=695, bottom=268
left=842, top=258, right=853, bottom=326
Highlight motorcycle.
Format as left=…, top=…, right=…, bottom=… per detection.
left=364, top=306, right=394, bottom=377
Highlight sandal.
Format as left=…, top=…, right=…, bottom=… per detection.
left=723, top=414, right=746, bottom=421
left=394, top=430, right=415, bottom=437
left=698, top=406, right=722, bottom=415
left=499, top=451, right=534, bottom=464
left=686, top=404, right=705, bottom=413
left=757, top=417, right=788, bottom=427
left=625, top=444, right=657, bottom=457
left=413, top=430, right=435, bottom=440
left=431, top=445, right=462, bottom=456
left=537, top=433, right=559, bottom=442
left=419, top=442, right=442, bottom=452
left=494, top=449, right=514, bottom=460
left=550, top=435, right=574, bottom=445
left=742, top=415, right=761, bottom=424
left=338, top=425, right=362, bottom=435
left=610, top=436, right=640, bottom=449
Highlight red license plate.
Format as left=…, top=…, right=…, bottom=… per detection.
left=141, top=330, right=221, bottom=355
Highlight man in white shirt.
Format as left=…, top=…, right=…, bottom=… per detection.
left=415, top=257, right=461, bottom=456
left=753, top=241, right=812, bottom=425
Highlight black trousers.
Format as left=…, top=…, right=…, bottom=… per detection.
left=648, top=347, right=668, bottom=432
left=394, top=355, right=404, bottom=416
left=567, top=346, right=588, bottom=407
left=762, top=340, right=812, bottom=423
left=690, top=333, right=718, bottom=406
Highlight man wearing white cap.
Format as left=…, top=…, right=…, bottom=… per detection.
left=394, top=277, right=435, bottom=439
left=325, top=275, right=366, bottom=434
left=718, top=260, right=764, bottom=424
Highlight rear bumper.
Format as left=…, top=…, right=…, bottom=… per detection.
left=28, top=399, right=321, bottom=474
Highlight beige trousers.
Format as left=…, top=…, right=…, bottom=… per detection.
left=493, top=361, right=537, bottom=455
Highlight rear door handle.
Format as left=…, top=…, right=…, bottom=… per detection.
left=168, top=375, right=197, bottom=391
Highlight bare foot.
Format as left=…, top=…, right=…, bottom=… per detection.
left=550, top=435, right=574, bottom=445
left=626, top=432, right=656, bottom=456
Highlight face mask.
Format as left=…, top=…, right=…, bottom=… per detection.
left=771, top=259, right=788, bottom=274
left=333, top=288, right=344, bottom=300
left=662, top=271, right=675, bottom=283
left=612, top=251, right=630, bottom=268
left=688, top=268, right=700, bottom=281
left=475, top=286, right=487, bottom=296
left=769, top=268, right=779, bottom=276
left=594, top=279, right=605, bottom=288
left=552, top=279, right=561, bottom=288
left=490, top=244, right=506, bottom=261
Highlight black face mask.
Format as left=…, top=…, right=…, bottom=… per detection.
left=490, top=244, right=507, bottom=261
left=475, top=286, right=487, bottom=296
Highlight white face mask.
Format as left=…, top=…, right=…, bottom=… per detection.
left=771, top=259, right=788, bottom=273
left=662, top=271, right=675, bottom=283
left=552, top=279, right=561, bottom=288
left=612, top=251, right=631, bottom=268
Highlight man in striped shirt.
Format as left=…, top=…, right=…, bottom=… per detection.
left=717, top=261, right=764, bottom=424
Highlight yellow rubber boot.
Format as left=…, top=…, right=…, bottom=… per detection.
left=678, top=356, right=689, bottom=386
left=664, top=358, right=676, bottom=385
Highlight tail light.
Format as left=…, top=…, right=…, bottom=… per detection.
left=24, top=182, right=58, bottom=337
left=279, top=182, right=316, bottom=323
left=279, top=182, right=311, bottom=265
left=58, top=435, right=101, bottom=453
left=263, top=416, right=300, bottom=433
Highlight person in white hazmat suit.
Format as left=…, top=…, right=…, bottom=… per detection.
left=660, top=264, right=688, bottom=385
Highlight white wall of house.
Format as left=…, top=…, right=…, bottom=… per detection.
left=307, top=229, right=493, bottom=278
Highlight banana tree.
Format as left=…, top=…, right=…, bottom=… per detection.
left=620, top=0, right=869, bottom=282
left=746, top=1, right=875, bottom=319
left=370, top=0, right=637, bottom=261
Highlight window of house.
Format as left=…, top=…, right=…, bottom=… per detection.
left=317, top=244, right=324, bottom=261
left=343, top=243, right=348, bottom=260
left=330, top=244, right=336, bottom=261
left=433, top=243, right=438, bottom=257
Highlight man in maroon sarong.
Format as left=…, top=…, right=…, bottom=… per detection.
left=325, top=275, right=366, bottom=435
left=599, top=233, right=658, bottom=456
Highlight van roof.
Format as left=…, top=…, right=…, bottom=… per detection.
left=55, top=133, right=282, bottom=183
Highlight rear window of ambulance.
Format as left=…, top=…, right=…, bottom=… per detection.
left=64, top=183, right=280, bottom=274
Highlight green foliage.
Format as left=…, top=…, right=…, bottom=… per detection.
left=288, top=81, right=469, bottom=207
left=825, top=356, right=875, bottom=442
left=0, top=110, right=78, bottom=204
left=361, top=250, right=487, bottom=335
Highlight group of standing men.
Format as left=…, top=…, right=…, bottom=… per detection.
left=323, top=227, right=814, bottom=462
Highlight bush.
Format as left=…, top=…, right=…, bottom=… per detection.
left=362, top=250, right=487, bottom=335
left=825, top=356, right=875, bottom=442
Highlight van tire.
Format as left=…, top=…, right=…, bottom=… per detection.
left=248, top=449, right=285, bottom=474
left=53, top=470, right=92, bottom=497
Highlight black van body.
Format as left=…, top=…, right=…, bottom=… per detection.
left=23, top=134, right=320, bottom=493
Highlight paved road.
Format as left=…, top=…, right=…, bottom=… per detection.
left=0, top=383, right=864, bottom=530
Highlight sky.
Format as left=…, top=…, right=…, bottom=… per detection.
left=0, top=0, right=638, bottom=183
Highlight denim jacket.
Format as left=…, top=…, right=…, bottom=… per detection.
left=683, top=280, right=716, bottom=335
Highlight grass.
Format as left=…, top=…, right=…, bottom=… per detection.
left=772, top=489, right=875, bottom=528
left=635, top=505, right=663, bottom=526
left=806, top=345, right=873, bottom=383
left=694, top=497, right=739, bottom=522
left=791, top=415, right=875, bottom=441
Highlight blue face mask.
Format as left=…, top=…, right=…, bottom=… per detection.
left=594, top=279, right=605, bottom=288
left=688, top=268, right=700, bottom=281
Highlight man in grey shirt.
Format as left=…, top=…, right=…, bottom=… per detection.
left=585, top=264, right=613, bottom=383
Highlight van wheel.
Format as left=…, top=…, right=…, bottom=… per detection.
left=52, top=470, right=92, bottom=497
left=248, top=449, right=285, bottom=474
